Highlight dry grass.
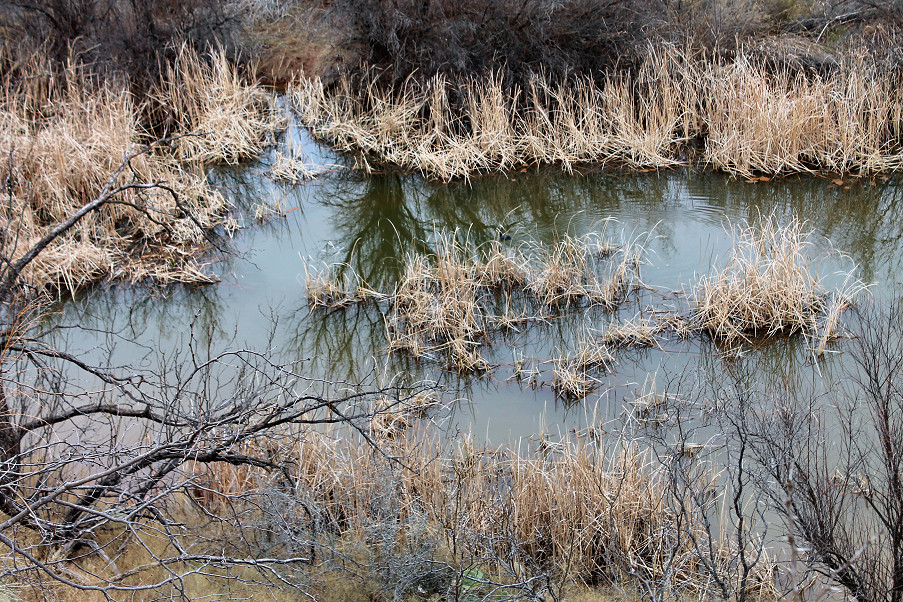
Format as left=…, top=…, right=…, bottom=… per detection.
left=691, top=215, right=864, bottom=344
left=292, top=45, right=903, bottom=180
left=704, top=55, right=903, bottom=177
left=600, top=318, right=663, bottom=349
left=384, top=228, right=642, bottom=372
left=387, top=234, right=490, bottom=372
left=0, top=47, right=284, bottom=295
left=552, top=337, right=614, bottom=399
left=265, top=149, right=336, bottom=183
left=291, top=54, right=692, bottom=181
left=186, top=422, right=776, bottom=600
left=153, top=46, right=285, bottom=165
left=301, top=257, right=380, bottom=309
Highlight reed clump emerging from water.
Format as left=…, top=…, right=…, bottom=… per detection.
left=692, top=215, right=865, bottom=344
left=292, top=45, right=903, bottom=181
left=0, top=46, right=284, bottom=294
left=384, top=229, right=643, bottom=372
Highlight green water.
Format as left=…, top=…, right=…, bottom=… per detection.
left=57, top=124, right=903, bottom=443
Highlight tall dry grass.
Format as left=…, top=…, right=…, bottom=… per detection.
left=0, top=47, right=284, bottom=294
left=691, top=215, right=866, bottom=344
left=292, top=45, right=903, bottom=180
left=153, top=46, right=284, bottom=165
left=703, top=55, right=903, bottom=175
left=383, top=229, right=642, bottom=372
left=191, top=418, right=776, bottom=599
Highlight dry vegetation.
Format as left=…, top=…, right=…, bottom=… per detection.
left=380, top=229, right=643, bottom=373
left=0, top=46, right=284, bottom=294
left=692, top=215, right=866, bottom=345
left=304, top=217, right=863, bottom=390
left=184, top=419, right=777, bottom=601
left=292, top=45, right=903, bottom=181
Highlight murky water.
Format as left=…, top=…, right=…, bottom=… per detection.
left=56, top=124, right=903, bottom=444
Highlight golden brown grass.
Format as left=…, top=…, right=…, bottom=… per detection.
left=302, top=257, right=374, bottom=309
left=691, top=215, right=865, bottom=344
left=185, top=421, right=777, bottom=600
left=292, top=45, right=903, bottom=180
left=153, top=46, right=285, bottom=165
left=0, top=46, right=284, bottom=295
left=387, top=233, right=491, bottom=372
left=704, top=55, right=903, bottom=176
left=382, top=229, right=641, bottom=372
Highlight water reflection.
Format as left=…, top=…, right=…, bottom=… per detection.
left=52, top=160, right=903, bottom=443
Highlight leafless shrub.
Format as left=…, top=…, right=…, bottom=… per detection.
left=0, top=0, right=245, bottom=92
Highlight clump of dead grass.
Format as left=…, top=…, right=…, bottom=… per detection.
left=552, top=336, right=614, bottom=399
left=703, top=54, right=903, bottom=177
left=292, top=45, right=903, bottom=181
left=153, top=46, right=285, bottom=165
left=387, top=233, right=490, bottom=372
left=692, top=215, right=864, bottom=344
left=384, top=228, right=643, bottom=372
left=291, top=50, right=692, bottom=181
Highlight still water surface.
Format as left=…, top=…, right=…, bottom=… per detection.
left=57, top=128, right=903, bottom=444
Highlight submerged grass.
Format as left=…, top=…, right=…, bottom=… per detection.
left=292, top=45, right=903, bottom=181
left=307, top=216, right=862, bottom=389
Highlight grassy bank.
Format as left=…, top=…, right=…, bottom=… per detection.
left=81, top=420, right=772, bottom=602
left=293, top=45, right=903, bottom=181
left=0, top=46, right=283, bottom=294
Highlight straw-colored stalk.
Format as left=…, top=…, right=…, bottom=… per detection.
left=266, top=151, right=321, bottom=183
left=302, top=259, right=366, bottom=309
left=551, top=334, right=614, bottom=399
left=601, top=318, right=664, bottom=349
left=385, top=229, right=638, bottom=371
left=388, top=234, right=490, bottom=372
left=154, top=46, right=285, bottom=165
left=1, top=47, right=284, bottom=294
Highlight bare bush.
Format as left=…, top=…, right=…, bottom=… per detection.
left=331, top=0, right=661, bottom=89
left=0, top=0, right=244, bottom=89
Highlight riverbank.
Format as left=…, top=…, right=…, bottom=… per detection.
left=293, top=45, right=903, bottom=181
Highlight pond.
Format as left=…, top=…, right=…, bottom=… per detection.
left=55, top=120, right=903, bottom=445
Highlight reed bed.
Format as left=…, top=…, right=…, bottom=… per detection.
left=194, top=422, right=775, bottom=597
left=0, top=47, right=284, bottom=294
left=691, top=216, right=864, bottom=344
left=383, top=229, right=643, bottom=372
left=154, top=47, right=285, bottom=165
left=292, top=46, right=903, bottom=180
